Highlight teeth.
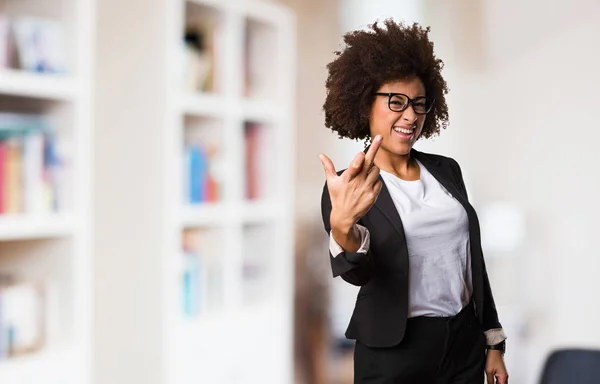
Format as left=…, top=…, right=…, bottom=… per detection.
left=394, top=127, right=413, bottom=134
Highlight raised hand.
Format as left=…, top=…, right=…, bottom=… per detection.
left=319, top=134, right=383, bottom=231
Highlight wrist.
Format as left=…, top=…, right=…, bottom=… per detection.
left=486, top=340, right=506, bottom=356
left=330, top=213, right=361, bottom=253
left=330, top=211, right=356, bottom=234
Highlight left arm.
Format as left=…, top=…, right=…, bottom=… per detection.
left=450, top=158, right=509, bottom=384
left=449, top=157, right=505, bottom=338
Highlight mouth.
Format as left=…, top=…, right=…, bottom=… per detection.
left=392, top=126, right=415, bottom=141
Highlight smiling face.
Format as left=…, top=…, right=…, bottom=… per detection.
left=369, top=77, right=427, bottom=159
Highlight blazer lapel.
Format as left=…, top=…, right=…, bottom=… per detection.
left=363, top=144, right=405, bottom=237
left=372, top=178, right=404, bottom=236
left=412, top=149, right=468, bottom=207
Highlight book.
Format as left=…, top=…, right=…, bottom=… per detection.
left=0, top=280, right=46, bottom=359
left=184, top=142, right=220, bottom=205
left=0, top=113, right=64, bottom=215
left=11, top=16, right=67, bottom=73
left=181, top=228, right=223, bottom=315
left=0, top=15, right=13, bottom=69
left=244, top=122, right=274, bottom=200
left=183, top=19, right=217, bottom=92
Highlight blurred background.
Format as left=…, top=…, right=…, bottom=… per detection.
left=0, top=0, right=599, bottom=383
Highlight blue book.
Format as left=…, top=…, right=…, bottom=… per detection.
left=188, top=146, right=208, bottom=204
left=182, top=250, right=202, bottom=316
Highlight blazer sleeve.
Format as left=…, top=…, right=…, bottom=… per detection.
left=449, top=158, right=503, bottom=331
left=321, top=181, right=372, bottom=286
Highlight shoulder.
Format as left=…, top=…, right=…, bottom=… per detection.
left=413, top=149, right=461, bottom=170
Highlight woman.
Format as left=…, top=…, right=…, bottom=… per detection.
left=319, top=20, right=509, bottom=383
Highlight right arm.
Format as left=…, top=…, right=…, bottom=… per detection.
left=321, top=182, right=372, bottom=286
left=318, top=135, right=383, bottom=286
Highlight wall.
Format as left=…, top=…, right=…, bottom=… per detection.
left=271, top=0, right=345, bottom=225
left=424, top=0, right=600, bottom=382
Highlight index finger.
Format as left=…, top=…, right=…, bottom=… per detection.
left=364, top=134, right=382, bottom=168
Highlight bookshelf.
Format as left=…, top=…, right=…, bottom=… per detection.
left=164, top=0, right=296, bottom=383
left=0, top=70, right=79, bottom=101
left=0, top=0, right=93, bottom=383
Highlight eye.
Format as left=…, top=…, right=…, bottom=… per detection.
left=389, top=95, right=408, bottom=105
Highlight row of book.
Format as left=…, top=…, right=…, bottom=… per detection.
left=0, top=113, right=65, bottom=215
left=244, top=122, right=273, bottom=200
left=243, top=21, right=275, bottom=99
left=241, top=225, right=272, bottom=305
left=181, top=12, right=275, bottom=97
left=0, top=276, right=46, bottom=360
left=183, top=143, right=220, bottom=204
left=180, top=228, right=223, bottom=316
left=0, top=14, right=66, bottom=73
left=183, top=123, right=271, bottom=204
left=183, top=19, right=217, bottom=93
left=179, top=224, right=275, bottom=314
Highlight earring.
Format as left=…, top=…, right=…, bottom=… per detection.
left=364, top=136, right=372, bottom=149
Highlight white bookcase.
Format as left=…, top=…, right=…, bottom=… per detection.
left=163, top=1, right=296, bottom=383
left=0, top=0, right=93, bottom=383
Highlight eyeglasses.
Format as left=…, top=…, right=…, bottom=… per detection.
left=374, top=92, right=434, bottom=114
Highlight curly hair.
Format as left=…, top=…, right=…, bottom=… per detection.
left=323, top=19, right=449, bottom=141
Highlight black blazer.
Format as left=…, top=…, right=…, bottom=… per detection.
left=321, top=148, right=501, bottom=348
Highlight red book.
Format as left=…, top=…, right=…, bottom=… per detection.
left=244, top=123, right=259, bottom=200
left=0, top=141, right=6, bottom=214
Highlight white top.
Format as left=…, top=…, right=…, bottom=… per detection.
left=379, top=160, right=472, bottom=317
left=329, top=160, right=506, bottom=344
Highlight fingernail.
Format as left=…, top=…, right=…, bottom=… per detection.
left=375, top=135, right=382, bottom=142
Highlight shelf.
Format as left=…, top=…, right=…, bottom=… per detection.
left=180, top=203, right=226, bottom=227
left=185, top=0, right=228, bottom=12
left=0, top=70, right=79, bottom=101
left=242, top=0, right=293, bottom=25
left=240, top=99, right=284, bottom=122
left=180, top=93, right=227, bottom=117
left=180, top=201, right=282, bottom=227
left=162, top=1, right=295, bottom=382
left=0, top=347, right=78, bottom=384
left=241, top=200, right=282, bottom=223
left=176, top=309, right=227, bottom=334
left=174, top=302, right=277, bottom=338
left=179, top=94, right=286, bottom=121
left=0, top=213, right=75, bottom=241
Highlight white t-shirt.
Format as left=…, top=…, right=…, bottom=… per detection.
left=379, top=160, right=472, bottom=317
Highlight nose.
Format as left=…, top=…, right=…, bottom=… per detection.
left=402, top=103, right=418, bottom=123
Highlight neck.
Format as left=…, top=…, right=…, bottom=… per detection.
left=374, top=148, right=417, bottom=178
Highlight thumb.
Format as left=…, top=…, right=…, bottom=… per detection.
left=319, top=154, right=337, bottom=179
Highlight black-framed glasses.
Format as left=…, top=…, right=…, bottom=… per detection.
left=374, top=92, right=434, bottom=114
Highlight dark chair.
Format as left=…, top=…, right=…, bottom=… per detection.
left=540, top=348, right=600, bottom=384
